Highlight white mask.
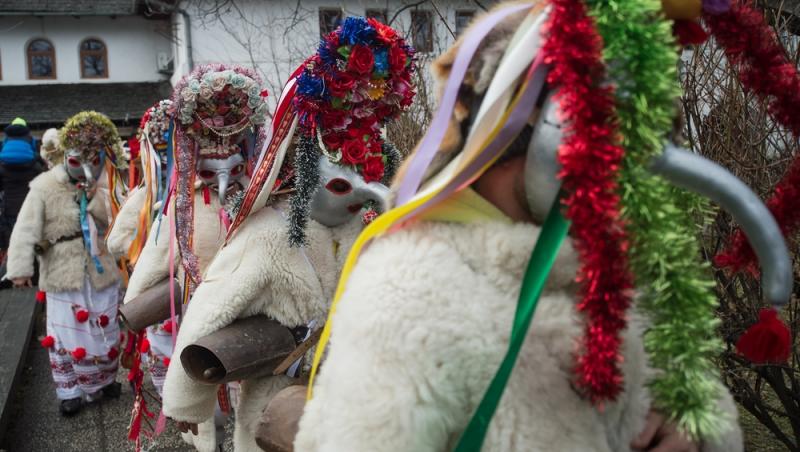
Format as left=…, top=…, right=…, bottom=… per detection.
left=65, top=148, right=105, bottom=190
left=524, top=95, right=563, bottom=223
left=309, top=156, right=390, bottom=227
left=196, top=154, right=246, bottom=204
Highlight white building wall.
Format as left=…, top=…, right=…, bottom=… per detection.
left=172, top=0, right=487, bottom=109
left=0, top=15, right=172, bottom=85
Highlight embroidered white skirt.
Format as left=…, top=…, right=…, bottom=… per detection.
left=146, top=320, right=175, bottom=395
left=45, top=277, right=121, bottom=400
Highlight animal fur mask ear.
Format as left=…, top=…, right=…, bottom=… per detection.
left=397, top=2, right=538, bottom=188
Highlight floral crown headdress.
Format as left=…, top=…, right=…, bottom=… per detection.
left=140, top=99, right=173, bottom=149
left=172, top=64, right=269, bottom=158
left=60, top=111, right=127, bottom=169
left=283, top=17, right=414, bottom=246
left=293, top=16, right=416, bottom=183
left=169, top=64, right=269, bottom=286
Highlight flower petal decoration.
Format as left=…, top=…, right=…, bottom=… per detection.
left=98, top=314, right=110, bottom=328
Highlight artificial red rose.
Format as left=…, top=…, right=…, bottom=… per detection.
left=322, top=132, right=344, bottom=151
left=321, top=109, right=348, bottom=130
left=348, top=44, right=375, bottom=75
left=71, top=347, right=87, bottom=361
left=341, top=139, right=369, bottom=165
left=216, top=104, right=231, bottom=116
left=98, top=314, right=110, bottom=328
left=75, top=309, right=89, bottom=323
left=163, top=357, right=171, bottom=367
left=362, top=155, right=385, bottom=183
left=139, top=338, right=150, bottom=354
left=162, top=320, right=174, bottom=334
left=41, top=335, right=55, bottom=348
left=327, top=73, right=356, bottom=97
left=389, top=45, right=408, bottom=74
left=107, top=347, right=119, bottom=360
left=368, top=18, right=398, bottom=43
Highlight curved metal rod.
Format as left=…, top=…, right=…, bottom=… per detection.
left=650, top=144, right=792, bottom=306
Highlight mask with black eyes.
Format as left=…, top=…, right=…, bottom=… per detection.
left=65, top=148, right=105, bottom=190
left=196, top=154, right=247, bottom=205
left=308, top=155, right=390, bottom=227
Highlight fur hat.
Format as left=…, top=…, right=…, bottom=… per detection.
left=40, top=128, right=64, bottom=166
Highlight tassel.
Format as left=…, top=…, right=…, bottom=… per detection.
left=202, top=185, right=211, bottom=205
left=736, top=308, right=792, bottom=364
left=673, top=20, right=709, bottom=45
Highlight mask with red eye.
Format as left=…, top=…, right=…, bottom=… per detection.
left=64, top=148, right=105, bottom=187
left=196, top=154, right=246, bottom=204
left=308, top=155, right=390, bottom=227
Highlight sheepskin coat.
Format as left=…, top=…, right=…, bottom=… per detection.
left=295, top=219, right=743, bottom=452
left=106, top=186, right=147, bottom=259
left=161, top=201, right=362, bottom=452
left=123, top=189, right=226, bottom=303
left=6, top=165, right=119, bottom=292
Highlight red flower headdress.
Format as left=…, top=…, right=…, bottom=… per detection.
left=293, top=16, right=416, bottom=183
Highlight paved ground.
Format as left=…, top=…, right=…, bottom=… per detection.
left=1, top=305, right=234, bottom=452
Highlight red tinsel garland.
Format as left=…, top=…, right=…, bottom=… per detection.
left=542, top=0, right=634, bottom=402
left=707, top=1, right=800, bottom=273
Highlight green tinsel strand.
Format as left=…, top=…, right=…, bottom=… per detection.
left=584, top=0, right=726, bottom=439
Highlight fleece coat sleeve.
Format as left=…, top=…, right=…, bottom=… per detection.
left=161, top=227, right=271, bottom=423
left=107, top=186, right=146, bottom=258
left=123, top=209, right=171, bottom=303
left=5, top=188, right=44, bottom=280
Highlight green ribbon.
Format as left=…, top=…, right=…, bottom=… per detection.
left=454, top=199, right=570, bottom=451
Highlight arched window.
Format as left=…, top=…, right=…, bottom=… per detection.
left=80, top=38, right=108, bottom=78
left=27, top=38, right=56, bottom=79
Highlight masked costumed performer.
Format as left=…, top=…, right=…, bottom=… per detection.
left=292, top=2, right=781, bottom=451
left=161, top=16, right=414, bottom=452
left=123, top=64, right=269, bottom=451
left=6, top=111, right=127, bottom=415
left=107, top=99, right=174, bottom=394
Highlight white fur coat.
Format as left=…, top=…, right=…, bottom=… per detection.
left=295, top=219, right=743, bottom=452
left=161, top=202, right=361, bottom=452
left=106, top=186, right=147, bottom=259
left=123, top=189, right=226, bottom=303
left=6, top=165, right=119, bottom=292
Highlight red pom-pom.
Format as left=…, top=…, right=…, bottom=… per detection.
left=75, top=309, right=89, bottom=323
left=40, top=335, right=55, bottom=348
left=673, top=19, right=709, bottom=46
left=71, top=347, right=87, bottom=361
left=98, top=314, right=110, bottom=328
left=108, top=347, right=119, bottom=360
left=139, top=338, right=150, bottom=354
left=162, top=357, right=170, bottom=367
left=162, top=320, right=174, bottom=334
left=35, top=291, right=47, bottom=303
left=736, top=308, right=792, bottom=364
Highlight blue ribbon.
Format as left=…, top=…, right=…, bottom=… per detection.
left=79, top=191, right=104, bottom=274
left=154, top=120, right=176, bottom=245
